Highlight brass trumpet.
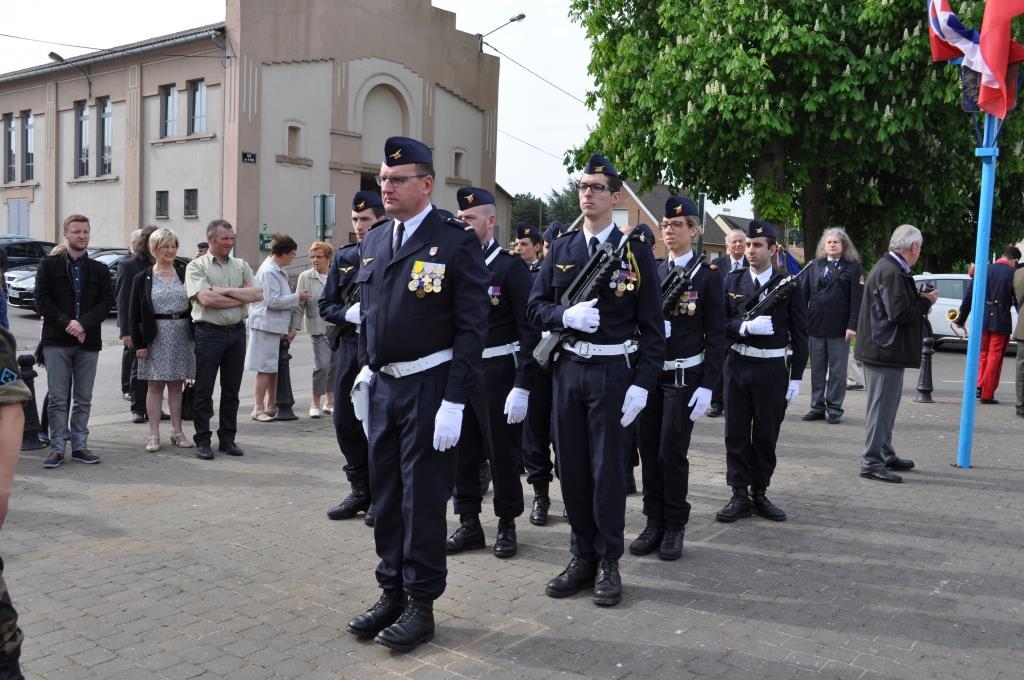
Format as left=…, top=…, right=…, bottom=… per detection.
left=947, top=308, right=967, bottom=340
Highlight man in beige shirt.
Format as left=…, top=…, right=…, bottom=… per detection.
left=1014, top=266, right=1024, bottom=418
left=185, top=219, right=262, bottom=460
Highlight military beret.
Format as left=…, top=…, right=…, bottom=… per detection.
left=456, top=186, right=495, bottom=211
left=747, top=220, right=777, bottom=241
left=384, top=136, right=432, bottom=167
left=515, top=224, right=542, bottom=243
left=630, top=223, right=656, bottom=245
left=584, top=153, right=619, bottom=178
left=352, top=190, right=383, bottom=212
left=664, top=196, right=698, bottom=218
left=543, top=221, right=565, bottom=244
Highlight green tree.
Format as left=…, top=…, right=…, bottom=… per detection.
left=511, top=192, right=547, bottom=229
left=545, top=181, right=582, bottom=225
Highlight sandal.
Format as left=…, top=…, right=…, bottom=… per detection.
left=171, top=432, right=194, bottom=448
left=254, top=412, right=274, bottom=422
left=145, top=436, right=160, bottom=452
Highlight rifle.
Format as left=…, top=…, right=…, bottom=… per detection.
left=533, top=240, right=628, bottom=370
left=660, top=253, right=706, bottom=316
left=327, top=279, right=360, bottom=351
left=740, top=260, right=814, bottom=321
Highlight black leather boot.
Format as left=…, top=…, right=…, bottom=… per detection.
left=715, top=487, right=752, bottom=523
left=493, top=517, right=517, bottom=558
left=750, top=488, right=786, bottom=521
left=445, top=513, right=486, bottom=553
left=545, top=555, right=597, bottom=598
left=658, top=525, right=684, bottom=561
left=478, top=460, right=492, bottom=496
left=625, top=468, right=638, bottom=495
left=346, top=590, right=407, bottom=639
left=593, top=558, right=622, bottom=607
left=363, top=504, right=375, bottom=527
left=529, top=482, right=550, bottom=526
left=375, top=598, right=434, bottom=652
left=327, top=479, right=370, bottom=520
left=628, top=518, right=663, bottom=556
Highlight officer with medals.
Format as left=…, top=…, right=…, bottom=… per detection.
left=345, top=137, right=490, bottom=652
left=528, top=154, right=665, bottom=607
left=630, top=197, right=725, bottom=561
left=319, top=191, right=386, bottom=524
left=445, top=187, right=539, bottom=558
left=514, top=224, right=544, bottom=274
left=717, top=221, right=808, bottom=524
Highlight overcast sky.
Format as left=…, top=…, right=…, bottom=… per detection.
left=0, top=0, right=752, bottom=217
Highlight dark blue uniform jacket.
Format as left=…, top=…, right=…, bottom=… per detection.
left=482, top=241, right=539, bottom=389
left=959, top=260, right=1018, bottom=334
left=801, top=257, right=863, bottom=338
left=659, top=258, right=726, bottom=391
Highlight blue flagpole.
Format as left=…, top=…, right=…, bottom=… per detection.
left=956, top=112, right=998, bottom=469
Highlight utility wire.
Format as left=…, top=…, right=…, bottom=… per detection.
left=483, top=40, right=587, bottom=105
left=498, top=129, right=565, bottom=161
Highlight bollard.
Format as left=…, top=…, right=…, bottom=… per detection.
left=915, top=333, right=936, bottom=404
left=273, top=338, right=298, bottom=421
left=18, top=354, right=47, bottom=450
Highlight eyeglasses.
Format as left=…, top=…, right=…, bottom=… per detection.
left=660, top=220, right=688, bottom=230
left=375, top=174, right=428, bottom=187
left=578, top=182, right=609, bottom=194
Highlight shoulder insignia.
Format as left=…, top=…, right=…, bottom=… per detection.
left=555, top=263, right=575, bottom=272
left=555, top=228, right=577, bottom=240
left=709, top=263, right=718, bottom=271
left=339, top=266, right=354, bottom=273
left=728, top=292, right=745, bottom=299
left=443, top=216, right=471, bottom=229
left=361, top=257, right=375, bottom=266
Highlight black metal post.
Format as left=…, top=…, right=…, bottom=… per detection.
left=273, top=339, right=298, bottom=420
left=18, top=354, right=47, bottom=450
left=915, top=321, right=935, bottom=404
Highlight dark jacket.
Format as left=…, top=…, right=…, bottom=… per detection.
left=713, top=254, right=746, bottom=283
left=957, top=259, right=1017, bottom=335
left=481, top=241, right=539, bottom=389
left=659, top=257, right=726, bottom=390
left=128, top=262, right=191, bottom=350
left=854, top=253, right=931, bottom=368
left=116, top=254, right=153, bottom=337
left=35, top=251, right=115, bottom=351
left=802, top=257, right=863, bottom=338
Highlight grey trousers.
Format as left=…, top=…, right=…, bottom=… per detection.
left=43, top=345, right=100, bottom=455
left=310, top=334, right=337, bottom=395
left=1016, top=342, right=1023, bottom=414
left=861, top=363, right=905, bottom=472
left=809, top=336, right=849, bottom=417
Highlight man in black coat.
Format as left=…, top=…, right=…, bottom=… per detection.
left=708, top=228, right=747, bottom=417
left=116, top=226, right=156, bottom=423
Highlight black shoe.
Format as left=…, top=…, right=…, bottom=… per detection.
left=375, top=598, right=434, bottom=652
left=706, top=404, right=723, bottom=418
left=326, top=481, right=370, bottom=520
left=160, top=411, right=171, bottom=421
left=801, top=410, right=825, bottom=421
left=131, top=412, right=146, bottom=424
left=347, top=590, right=407, bottom=639
left=494, top=518, right=517, bottom=558
left=628, top=519, right=663, bottom=556
left=478, top=460, right=491, bottom=496
left=885, top=457, right=915, bottom=471
left=750, top=489, right=786, bottom=521
left=826, top=414, right=842, bottom=424
left=593, top=559, right=622, bottom=607
left=976, top=387, right=982, bottom=398
left=545, top=556, right=597, bottom=598
left=446, top=513, right=485, bottom=554
left=860, top=468, right=902, bottom=483
left=218, top=441, right=244, bottom=456
left=529, top=495, right=550, bottom=526
left=847, top=383, right=864, bottom=391
left=71, top=449, right=100, bottom=464
left=625, top=469, right=638, bottom=495
left=364, top=504, right=376, bottom=527
left=980, top=398, right=999, bottom=404
left=1016, top=408, right=1024, bottom=418
left=658, top=526, right=684, bottom=561
left=715, top=487, right=752, bottom=522
left=195, top=444, right=214, bottom=460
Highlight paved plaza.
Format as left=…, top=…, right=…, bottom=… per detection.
left=4, top=351, right=1023, bottom=679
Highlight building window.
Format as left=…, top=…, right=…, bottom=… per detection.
left=160, top=85, right=177, bottom=138
left=3, top=114, right=14, bottom=183
left=21, top=112, right=33, bottom=182
left=97, top=98, right=112, bottom=175
left=74, top=101, right=89, bottom=178
left=155, top=190, right=169, bottom=218
left=287, top=125, right=301, bottom=156
left=184, top=189, right=198, bottom=218
left=187, top=80, right=206, bottom=134
left=452, top=150, right=464, bottom=178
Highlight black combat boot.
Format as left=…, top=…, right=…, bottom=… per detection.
left=363, top=504, right=375, bottom=527
left=327, top=479, right=370, bottom=520
left=493, top=517, right=517, bottom=558
left=445, top=513, right=486, bottom=553
left=346, top=590, right=407, bottom=639
left=529, top=482, right=550, bottom=526
left=750, top=487, right=786, bottom=521
left=628, top=518, right=663, bottom=556
left=545, top=555, right=597, bottom=598
left=375, top=598, right=435, bottom=652
left=658, top=524, right=684, bottom=561
left=715, top=487, right=752, bottom=523
left=478, top=460, right=492, bottom=496
left=593, top=558, right=622, bottom=607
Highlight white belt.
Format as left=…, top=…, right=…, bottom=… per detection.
left=562, top=339, right=638, bottom=358
left=482, top=341, right=520, bottom=359
left=731, top=344, right=788, bottom=359
left=379, top=348, right=453, bottom=378
left=662, top=353, right=704, bottom=371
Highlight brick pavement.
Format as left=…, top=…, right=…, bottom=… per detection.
left=4, top=359, right=1024, bottom=679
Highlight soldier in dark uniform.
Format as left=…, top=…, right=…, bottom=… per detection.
left=528, top=154, right=665, bottom=607
left=716, top=221, right=808, bottom=524
left=320, top=191, right=386, bottom=524
left=345, top=137, right=490, bottom=652
left=707, top=228, right=747, bottom=417
left=514, top=224, right=543, bottom=274
left=445, top=187, right=538, bottom=558
left=631, top=197, right=725, bottom=560
left=542, top=221, right=565, bottom=258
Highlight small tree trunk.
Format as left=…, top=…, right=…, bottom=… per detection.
left=801, top=165, right=829, bottom=259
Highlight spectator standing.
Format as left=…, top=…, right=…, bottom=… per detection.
left=116, top=226, right=157, bottom=423
left=855, top=225, right=937, bottom=483
left=1014, top=265, right=1024, bottom=418
left=129, top=228, right=195, bottom=452
left=194, top=242, right=209, bottom=259
left=35, top=214, right=114, bottom=469
left=290, top=241, right=336, bottom=418
left=185, top=219, right=262, bottom=460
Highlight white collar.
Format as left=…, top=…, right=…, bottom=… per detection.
left=395, top=203, right=433, bottom=239
left=671, top=251, right=694, bottom=269
left=582, top=222, right=616, bottom=245
left=749, top=267, right=773, bottom=287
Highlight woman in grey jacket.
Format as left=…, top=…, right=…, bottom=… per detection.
left=246, top=234, right=311, bottom=421
left=290, top=241, right=337, bottom=418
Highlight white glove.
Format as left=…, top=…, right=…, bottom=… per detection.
left=664, top=320, right=672, bottom=339
left=619, top=385, right=648, bottom=427
left=350, top=365, right=374, bottom=436
left=503, top=387, right=529, bottom=424
left=433, top=400, right=464, bottom=451
left=785, top=380, right=800, bottom=405
left=344, top=302, right=361, bottom=324
left=740, top=316, right=774, bottom=336
left=687, top=386, right=713, bottom=422
left=562, top=298, right=600, bottom=333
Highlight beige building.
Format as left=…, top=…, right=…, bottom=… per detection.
left=0, top=0, right=499, bottom=262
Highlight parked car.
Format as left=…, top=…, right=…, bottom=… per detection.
left=914, top=273, right=1019, bottom=348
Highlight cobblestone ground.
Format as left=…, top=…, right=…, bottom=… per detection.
left=5, top=374, right=1023, bottom=679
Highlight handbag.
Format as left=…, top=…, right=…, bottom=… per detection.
left=181, top=381, right=195, bottom=421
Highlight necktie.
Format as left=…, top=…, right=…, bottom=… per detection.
left=589, top=236, right=600, bottom=258
left=733, top=260, right=741, bottom=272
left=391, top=222, right=405, bottom=259
left=824, top=259, right=834, bottom=283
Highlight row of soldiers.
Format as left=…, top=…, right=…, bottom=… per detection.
left=317, top=136, right=807, bottom=652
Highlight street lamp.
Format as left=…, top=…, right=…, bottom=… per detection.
left=48, top=51, right=92, bottom=99
left=480, top=13, right=526, bottom=49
